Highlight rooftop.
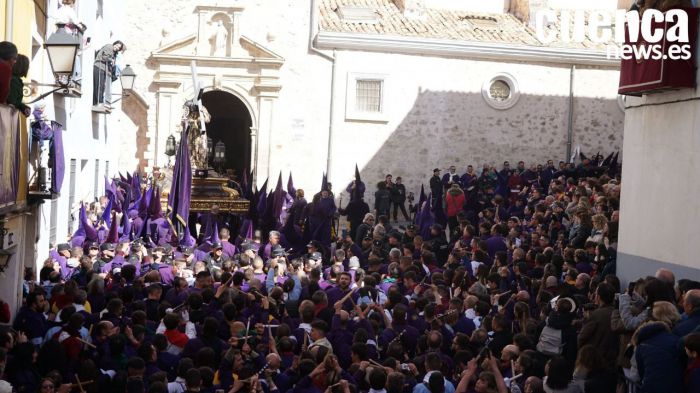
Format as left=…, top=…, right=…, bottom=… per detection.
left=318, top=0, right=616, bottom=50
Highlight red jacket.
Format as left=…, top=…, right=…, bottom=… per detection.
left=164, top=328, right=189, bottom=348
left=445, top=190, right=465, bottom=217
left=0, top=60, right=11, bottom=104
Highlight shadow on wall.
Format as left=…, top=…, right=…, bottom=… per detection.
left=336, top=89, right=624, bottom=206
left=121, top=94, right=150, bottom=171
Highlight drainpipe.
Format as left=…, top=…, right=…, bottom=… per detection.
left=309, top=0, right=334, bottom=61
left=5, top=0, right=14, bottom=41
left=308, top=0, right=336, bottom=179
left=325, top=50, right=337, bottom=178
left=566, top=65, right=575, bottom=161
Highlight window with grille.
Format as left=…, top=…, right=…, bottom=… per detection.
left=68, top=159, right=76, bottom=234
left=489, top=80, right=511, bottom=102
left=105, top=161, right=110, bottom=182
left=355, top=80, right=383, bottom=113
left=50, top=199, right=58, bottom=246
left=94, top=159, right=100, bottom=199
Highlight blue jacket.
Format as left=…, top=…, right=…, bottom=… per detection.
left=635, top=322, right=684, bottom=393
left=673, top=309, right=700, bottom=338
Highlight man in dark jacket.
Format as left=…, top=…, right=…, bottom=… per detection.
left=578, top=283, right=618, bottom=365
left=374, top=182, right=391, bottom=219
left=13, top=291, right=48, bottom=346
left=430, top=168, right=442, bottom=209
left=390, top=176, right=409, bottom=222
left=674, top=289, right=700, bottom=337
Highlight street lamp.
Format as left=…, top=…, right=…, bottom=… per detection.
left=213, top=141, right=226, bottom=172
left=165, top=134, right=177, bottom=167
left=120, top=65, right=136, bottom=92
left=44, top=27, right=80, bottom=86
left=109, top=65, right=138, bottom=105
left=26, top=27, right=81, bottom=103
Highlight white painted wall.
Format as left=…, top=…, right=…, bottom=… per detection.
left=324, top=50, right=623, bottom=207
left=34, top=0, right=130, bottom=266
left=618, top=76, right=700, bottom=278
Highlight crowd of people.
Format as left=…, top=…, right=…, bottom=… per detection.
left=2, top=153, right=700, bottom=393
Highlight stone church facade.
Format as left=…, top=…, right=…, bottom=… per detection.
left=118, top=0, right=625, bottom=205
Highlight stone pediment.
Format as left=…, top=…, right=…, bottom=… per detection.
left=151, top=34, right=283, bottom=66
left=151, top=3, right=283, bottom=67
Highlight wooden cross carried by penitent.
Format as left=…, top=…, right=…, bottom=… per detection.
left=190, top=60, right=206, bottom=134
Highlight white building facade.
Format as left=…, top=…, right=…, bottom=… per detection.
left=118, top=0, right=625, bottom=208
left=19, top=0, right=137, bottom=271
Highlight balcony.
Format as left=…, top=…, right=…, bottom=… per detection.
left=0, top=106, right=23, bottom=214
left=618, top=7, right=699, bottom=96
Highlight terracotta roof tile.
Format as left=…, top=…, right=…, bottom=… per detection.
left=319, top=0, right=615, bottom=49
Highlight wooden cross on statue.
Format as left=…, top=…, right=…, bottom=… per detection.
left=190, top=60, right=207, bottom=134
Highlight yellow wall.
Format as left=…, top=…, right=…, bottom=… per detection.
left=0, top=0, right=6, bottom=41
left=2, top=0, right=34, bottom=206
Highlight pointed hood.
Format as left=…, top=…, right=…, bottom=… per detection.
left=201, top=217, right=214, bottom=244
left=148, top=186, right=163, bottom=219
left=256, top=178, right=269, bottom=219
left=106, top=212, right=119, bottom=243
left=211, top=221, right=220, bottom=244
left=119, top=172, right=127, bottom=183
left=415, top=187, right=426, bottom=226
left=321, top=172, right=328, bottom=192
left=126, top=171, right=133, bottom=184
left=240, top=219, right=253, bottom=241
left=101, top=196, right=113, bottom=227
left=434, top=191, right=447, bottom=226
left=120, top=213, right=133, bottom=242
left=138, top=187, right=152, bottom=218
left=131, top=171, right=142, bottom=204
left=348, top=164, right=366, bottom=201
left=70, top=203, right=87, bottom=248
left=287, top=172, right=296, bottom=199
left=418, top=196, right=435, bottom=238
left=601, top=152, right=614, bottom=167
left=105, top=176, right=116, bottom=199
left=272, top=172, right=285, bottom=221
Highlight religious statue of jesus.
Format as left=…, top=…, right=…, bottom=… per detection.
left=182, top=100, right=211, bottom=170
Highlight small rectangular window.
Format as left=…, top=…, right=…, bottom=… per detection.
left=50, top=199, right=58, bottom=246
left=355, top=80, right=383, bottom=113
left=68, top=159, right=76, bottom=234
left=94, top=159, right=100, bottom=200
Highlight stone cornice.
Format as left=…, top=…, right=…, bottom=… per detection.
left=316, top=31, right=621, bottom=68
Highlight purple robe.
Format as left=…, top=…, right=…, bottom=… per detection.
left=310, top=197, right=336, bottom=247
left=221, top=240, right=236, bottom=259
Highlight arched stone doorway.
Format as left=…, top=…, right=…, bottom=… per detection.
left=202, top=91, right=252, bottom=182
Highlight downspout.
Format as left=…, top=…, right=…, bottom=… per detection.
left=5, top=0, right=14, bottom=41
left=566, top=65, right=575, bottom=161
left=309, top=0, right=336, bottom=178
left=325, top=50, right=336, bottom=178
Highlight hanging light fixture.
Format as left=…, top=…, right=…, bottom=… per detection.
left=165, top=135, right=177, bottom=157
left=214, top=141, right=226, bottom=167
left=120, top=65, right=137, bottom=92
left=44, top=28, right=80, bottom=86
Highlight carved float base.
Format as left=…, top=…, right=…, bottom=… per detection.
left=161, top=175, right=249, bottom=214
